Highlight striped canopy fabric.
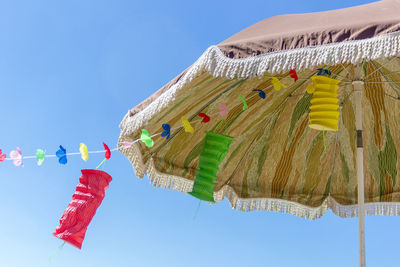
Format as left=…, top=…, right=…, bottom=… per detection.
left=118, top=0, right=400, bottom=219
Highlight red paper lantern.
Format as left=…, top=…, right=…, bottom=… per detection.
left=53, top=169, right=112, bottom=249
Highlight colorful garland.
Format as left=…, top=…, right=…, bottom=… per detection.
left=1, top=69, right=344, bottom=170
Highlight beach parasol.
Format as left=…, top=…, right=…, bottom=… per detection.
left=118, top=1, right=400, bottom=266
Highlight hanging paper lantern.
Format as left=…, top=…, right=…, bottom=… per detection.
left=189, top=132, right=233, bottom=202
left=308, top=76, right=340, bottom=131
left=53, top=169, right=112, bottom=249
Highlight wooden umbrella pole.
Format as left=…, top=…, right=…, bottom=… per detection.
left=353, top=80, right=365, bottom=267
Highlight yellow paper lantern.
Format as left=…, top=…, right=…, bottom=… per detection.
left=308, top=76, right=340, bottom=131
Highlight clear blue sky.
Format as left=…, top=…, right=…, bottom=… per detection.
left=0, top=0, right=397, bottom=266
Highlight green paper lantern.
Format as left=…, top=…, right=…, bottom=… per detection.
left=189, top=132, right=233, bottom=202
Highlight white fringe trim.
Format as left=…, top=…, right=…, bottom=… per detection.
left=119, top=143, right=400, bottom=220
left=120, top=31, right=400, bottom=137
left=328, top=197, right=400, bottom=217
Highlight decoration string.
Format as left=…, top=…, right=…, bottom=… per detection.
left=4, top=69, right=396, bottom=166
left=193, top=200, right=201, bottom=220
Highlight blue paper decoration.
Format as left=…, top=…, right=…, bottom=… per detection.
left=252, top=89, right=266, bottom=99
left=161, top=124, right=171, bottom=140
left=317, top=68, right=332, bottom=76
left=56, top=145, right=67, bottom=165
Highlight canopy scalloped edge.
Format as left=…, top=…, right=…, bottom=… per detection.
left=118, top=142, right=400, bottom=220
left=120, top=30, right=400, bottom=137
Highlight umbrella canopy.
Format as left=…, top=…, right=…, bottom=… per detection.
left=119, top=2, right=400, bottom=265
left=119, top=0, right=400, bottom=218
